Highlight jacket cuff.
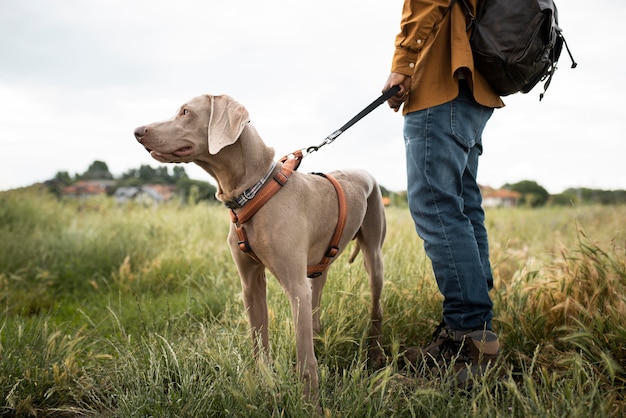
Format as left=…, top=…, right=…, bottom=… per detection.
left=391, top=49, right=418, bottom=75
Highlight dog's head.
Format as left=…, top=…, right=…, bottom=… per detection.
left=134, top=95, right=250, bottom=163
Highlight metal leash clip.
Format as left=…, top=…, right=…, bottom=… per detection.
left=300, top=85, right=401, bottom=157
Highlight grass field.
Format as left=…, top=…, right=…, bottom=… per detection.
left=1, top=187, right=625, bottom=417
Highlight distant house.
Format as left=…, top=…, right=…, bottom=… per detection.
left=114, top=184, right=177, bottom=205
left=62, top=180, right=114, bottom=198
left=480, top=185, right=521, bottom=208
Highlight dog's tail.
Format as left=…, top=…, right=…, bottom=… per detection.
left=348, top=240, right=360, bottom=264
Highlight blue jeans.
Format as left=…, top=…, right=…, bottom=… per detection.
left=404, top=81, right=494, bottom=331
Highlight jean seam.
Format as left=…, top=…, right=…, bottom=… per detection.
left=404, top=96, right=494, bottom=330
left=423, top=107, right=466, bottom=314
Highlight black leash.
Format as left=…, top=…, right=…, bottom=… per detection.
left=302, top=85, right=400, bottom=155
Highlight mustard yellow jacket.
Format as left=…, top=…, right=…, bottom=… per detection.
left=391, top=0, right=504, bottom=113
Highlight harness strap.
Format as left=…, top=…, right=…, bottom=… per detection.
left=229, top=150, right=349, bottom=279
left=306, top=173, right=348, bottom=278
left=230, top=151, right=303, bottom=261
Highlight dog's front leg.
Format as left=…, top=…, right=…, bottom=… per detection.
left=284, top=278, right=319, bottom=404
left=310, top=272, right=328, bottom=335
left=236, top=259, right=271, bottom=360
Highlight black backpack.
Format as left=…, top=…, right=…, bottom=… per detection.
left=451, top=0, right=577, bottom=99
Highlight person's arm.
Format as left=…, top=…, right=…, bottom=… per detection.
left=382, top=73, right=411, bottom=112
left=384, top=0, right=450, bottom=111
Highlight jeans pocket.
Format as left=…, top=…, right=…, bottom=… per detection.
left=450, top=96, right=494, bottom=151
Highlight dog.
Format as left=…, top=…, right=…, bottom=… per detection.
left=134, top=94, right=385, bottom=403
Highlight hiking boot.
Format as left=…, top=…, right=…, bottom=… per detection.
left=411, top=320, right=502, bottom=387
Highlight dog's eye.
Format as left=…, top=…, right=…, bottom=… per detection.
left=181, top=108, right=190, bottom=116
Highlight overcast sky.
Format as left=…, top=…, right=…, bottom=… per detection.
left=1, top=0, right=623, bottom=194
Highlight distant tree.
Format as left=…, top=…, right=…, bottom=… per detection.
left=586, top=188, right=626, bottom=205
left=505, top=180, right=550, bottom=207
left=80, top=161, right=113, bottom=180
left=117, top=164, right=191, bottom=189
left=391, top=190, right=409, bottom=207
left=378, top=185, right=408, bottom=207
left=138, top=165, right=157, bottom=183
left=550, top=190, right=578, bottom=206
left=154, top=166, right=171, bottom=184
left=173, top=166, right=188, bottom=182
left=567, top=187, right=626, bottom=205
left=609, top=189, right=626, bottom=204
left=120, top=167, right=138, bottom=179
left=554, top=188, right=626, bottom=206
left=45, top=171, right=74, bottom=196
left=53, top=171, right=73, bottom=185
left=176, top=177, right=217, bottom=203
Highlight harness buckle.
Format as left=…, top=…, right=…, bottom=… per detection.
left=238, top=240, right=252, bottom=253
left=274, top=171, right=289, bottom=186
left=325, top=246, right=340, bottom=258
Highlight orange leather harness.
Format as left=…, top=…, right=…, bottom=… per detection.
left=229, top=150, right=348, bottom=278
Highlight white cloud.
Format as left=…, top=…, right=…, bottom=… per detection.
left=0, top=0, right=624, bottom=194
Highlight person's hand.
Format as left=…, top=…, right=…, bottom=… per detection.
left=383, top=73, right=412, bottom=112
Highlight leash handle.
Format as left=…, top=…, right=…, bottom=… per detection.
left=305, top=85, right=401, bottom=154
left=336, top=85, right=400, bottom=135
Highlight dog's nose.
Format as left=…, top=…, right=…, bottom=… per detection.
left=134, top=126, right=147, bottom=141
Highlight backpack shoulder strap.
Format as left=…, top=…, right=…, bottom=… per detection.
left=449, top=0, right=475, bottom=30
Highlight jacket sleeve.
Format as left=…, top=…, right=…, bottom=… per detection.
left=391, top=0, right=451, bottom=75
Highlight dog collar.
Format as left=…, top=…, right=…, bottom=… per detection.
left=224, top=161, right=278, bottom=209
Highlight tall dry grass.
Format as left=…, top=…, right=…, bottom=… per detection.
left=1, top=187, right=624, bottom=416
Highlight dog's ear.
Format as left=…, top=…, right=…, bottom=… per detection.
left=207, top=95, right=250, bottom=155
